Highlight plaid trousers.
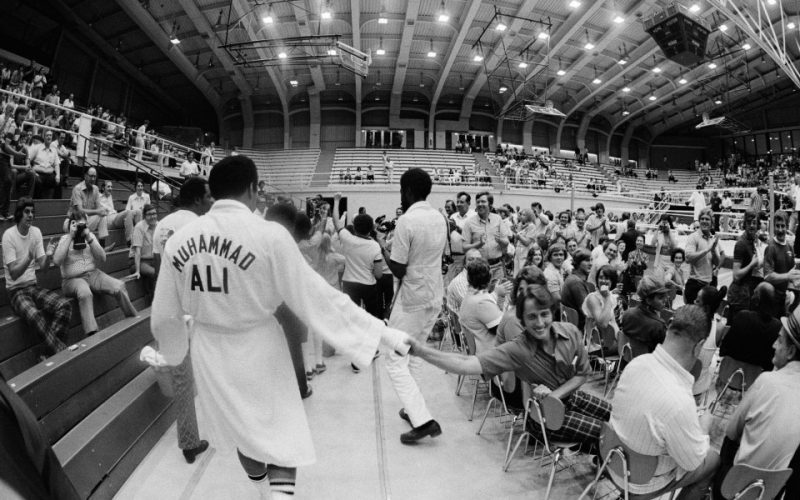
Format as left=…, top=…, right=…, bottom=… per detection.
left=170, top=353, right=201, bottom=450
left=9, top=285, right=72, bottom=354
left=528, top=390, right=611, bottom=446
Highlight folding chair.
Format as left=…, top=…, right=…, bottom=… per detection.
left=439, top=307, right=463, bottom=352
left=579, top=422, right=671, bottom=500
left=504, top=391, right=580, bottom=500
left=586, top=326, right=621, bottom=397
left=719, top=464, right=792, bottom=500
left=710, top=357, right=763, bottom=416
left=476, top=375, right=525, bottom=468
left=561, top=305, right=580, bottom=328
left=459, top=326, right=489, bottom=421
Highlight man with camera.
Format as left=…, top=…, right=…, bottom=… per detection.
left=69, top=167, right=109, bottom=247
left=52, top=211, right=138, bottom=336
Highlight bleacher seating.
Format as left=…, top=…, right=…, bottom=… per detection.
left=1, top=187, right=174, bottom=499
left=329, top=148, right=480, bottom=185
left=597, top=164, right=723, bottom=201
left=218, top=148, right=322, bottom=187
left=487, top=153, right=614, bottom=197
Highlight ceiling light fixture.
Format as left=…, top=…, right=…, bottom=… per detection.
left=648, top=83, right=656, bottom=101
left=320, top=0, right=332, bottom=20
left=289, top=79, right=298, bottom=87
left=679, top=77, right=688, bottom=84
left=592, top=65, right=601, bottom=84
left=473, top=53, right=483, bottom=62
left=499, top=85, right=508, bottom=93
left=278, top=51, right=287, bottom=59
left=708, top=62, right=717, bottom=69
left=495, top=22, right=507, bottom=32
left=419, top=72, right=425, bottom=87
left=569, top=0, right=581, bottom=8
left=519, top=61, right=528, bottom=68
left=742, top=42, right=751, bottom=50
left=719, top=23, right=728, bottom=32
left=427, top=39, right=436, bottom=58
left=689, top=4, right=700, bottom=13
left=622, top=109, right=630, bottom=116
left=618, top=44, right=628, bottom=65
left=169, top=21, right=180, bottom=44
left=437, top=0, right=449, bottom=22
left=789, top=22, right=797, bottom=29
left=378, top=15, right=388, bottom=24
left=715, top=97, right=723, bottom=104
left=376, top=37, right=385, bottom=55
left=327, top=49, right=337, bottom=56
left=584, top=29, right=595, bottom=50
left=613, top=14, right=624, bottom=23
left=262, top=6, right=274, bottom=24
left=538, top=31, right=549, bottom=40
left=556, top=56, right=566, bottom=75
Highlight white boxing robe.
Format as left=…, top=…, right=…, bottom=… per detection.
left=151, top=199, right=406, bottom=467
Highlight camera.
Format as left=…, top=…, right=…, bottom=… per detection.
left=375, top=215, right=396, bottom=233
left=72, top=222, right=88, bottom=250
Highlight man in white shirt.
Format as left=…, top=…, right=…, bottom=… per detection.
left=253, top=195, right=267, bottom=219
left=610, top=305, right=720, bottom=499
left=381, top=168, right=448, bottom=444
left=150, top=156, right=409, bottom=497
left=180, top=152, right=199, bottom=178
left=449, top=191, right=475, bottom=230
left=142, top=177, right=212, bottom=464
left=98, top=180, right=140, bottom=245
left=134, top=120, right=148, bottom=161
left=62, top=93, right=75, bottom=109
left=126, top=180, right=152, bottom=214
left=687, top=188, right=707, bottom=223
left=28, top=134, right=60, bottom=199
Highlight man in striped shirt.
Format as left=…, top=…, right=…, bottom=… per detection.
left=610, top=305, right=720, bottom=499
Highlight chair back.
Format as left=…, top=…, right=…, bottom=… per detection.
left=590, top=324, right=618, bottom=355
left=717, top=357, right=763, bottom=391
left=617, top=331, right=634, bottom=362
left=720, top=464, right=792, bottom=500
left=528, top=395, right=566, bottom=431
left=598, top=422, right=660, bottom=486
left=561, top=305, right=580, bottom=328
left=459, top=320, right=478, bottom=356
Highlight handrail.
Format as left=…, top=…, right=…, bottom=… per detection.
left=0, top=87, right=202, bottom=159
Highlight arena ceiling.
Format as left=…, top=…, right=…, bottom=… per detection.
left=15, top=0, right=800, bottom=137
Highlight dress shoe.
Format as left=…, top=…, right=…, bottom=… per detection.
left=398, top=408, right=412, bottom=426
left=315, top=363, right=326, bottom=374
left=400, top=420, right=441, bottom=444
left=182, top=440, right=209, bottom=464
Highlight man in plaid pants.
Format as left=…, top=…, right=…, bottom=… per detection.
left=2, top=198, right=72, bottom=355
left=408, top=281, right=611, bottom=449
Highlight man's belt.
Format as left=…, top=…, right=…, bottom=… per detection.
left=451, top=252, right=465, bottom=256
left=487, top=257, right=503, bottom=266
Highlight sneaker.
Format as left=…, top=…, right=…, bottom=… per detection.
left=305, top=370, right=315, bottom=380
left=315, top=363, right=326, bottom=374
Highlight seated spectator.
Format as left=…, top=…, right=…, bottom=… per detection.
left=179, top=152, right=199, bottom=178
left=53, top=212, right=138, bottom=336
left=410, top=283, right=612, bottom=448
left=447, top=249, right=506, bottom=314
left=99, top=180, right=140, bottom=246
left=70, top=167, right=109, bottom=247
left=611, top=305, right=720, bottom=499
left=542, top=243, right=566, bottom=302
left=712, top=305, right=800, bottom=498
left=719, top=282, right=782, bottom=372
left=151, top=179, right=172, bottom=200
left=2, top=199, right=71, bottom=354
left=588, top=239, right=618, bottom=285
left=27, top=134, right=60, bottom=199
left=130, top=204, right=158, bottom=299
left=561, top=248, right=595, bottom=330
left=459, top=258, right=505, bottom=354
left=621, top=275, right=669, bottom=357
left=583, top=265, right=620, bottom=353
left=126, top=180, right=151, bottom=212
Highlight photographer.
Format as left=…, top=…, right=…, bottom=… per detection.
left=53, top=211, right=138, bottom=336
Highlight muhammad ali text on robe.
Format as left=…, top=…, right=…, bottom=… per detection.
left=170, top=234, right=256, bottom=294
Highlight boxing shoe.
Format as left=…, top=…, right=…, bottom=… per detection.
left=182, top=440, right=209, bottom=464
left=400, top=420, right=442, bottom=444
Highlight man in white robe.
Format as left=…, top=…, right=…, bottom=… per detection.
left=151, top=155, right=409, bottom=499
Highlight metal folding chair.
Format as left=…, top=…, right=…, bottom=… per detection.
left=476, top=375, right=526, bottom=468
left=561, top=304, right=580, bottom=328
left=579, top=422, right=671, bottom=500
left=719, top=464, right=792, bottom=500
left=439, top=307, right=463, bottom=352
left=504, top=391, right=580, bottom=500
left=587, top=326, right=621, bottom=397
left=458, top=325, right=488, bottom=420
left=710, top=357, right=763, bottom=416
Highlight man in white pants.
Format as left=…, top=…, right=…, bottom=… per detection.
left=382, top=168, right=448, bottom=444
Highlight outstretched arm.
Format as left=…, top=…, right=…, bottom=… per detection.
left=408, top=337, right=483, bottom=375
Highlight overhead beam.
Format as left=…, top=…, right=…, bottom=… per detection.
left=177, top=0, right=254, bottom=146
left=390, top=0, right=423, bottom=122
left=114, top=0, right=221, bottom=113
left=351, top=0, right=363, bottom=146
left=47, top=0, right=182, bottom=111
left=499, top=1, right=606, bottom=114
left=429, top=0, right=483, bottom=131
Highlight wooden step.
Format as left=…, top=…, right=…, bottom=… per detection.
left=53, top=367, right=174, bottom=499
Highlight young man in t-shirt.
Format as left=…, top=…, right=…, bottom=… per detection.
left=764, top=211, right=800, bottom=314
left=2, top=198, right=71, bottom=354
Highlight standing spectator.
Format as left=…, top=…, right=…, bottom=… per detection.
left=51, top=132, right=72, bottom=187
left=653, top=214, right=677, bottom=277
left=586, top=203, right=612, bottom=248
left=549, top=210, right=576, bottom=246
left=611, top=305, right=720, bottom=500
left=179, top=151, right=199, bottom=178
left=728, top=210, right=764, bottom=318
left=687, top=188, right=707, bottom=223
left=764, top=211, right=800, bottom=313
left=332, top=194, right=382, bottom=321
left=134, top=120, right=148, bottom=161
left=616, top=219, right=640, bottom=262
left=382, top=168, right=448, bottom=444
left=99, top=180, right=140, bottom=246
left=62, top=93, right=75, bottom=109
left=623, top=234, right=648, bottom=295
left=130, top=204, right=158, bottom=299
left=684, top=208, right=722, bottom=305
left=2, top=199, right=70, bottom=354
left=512, top=209, right=537, bottom=277
left=449, top=191, right=475, bottom=230
left=709, top=191, right=722, bottom=232
left=30, top=68, right=46, bottom=100
left=665, top=248, right=687, bottom=308
left=463, top=192, right=511, bottom=281
left=573, top=210, right=590, bottom=249
left=53, top=212, right=138, bottom=336
left=69, top=167, right=109, bottom=247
